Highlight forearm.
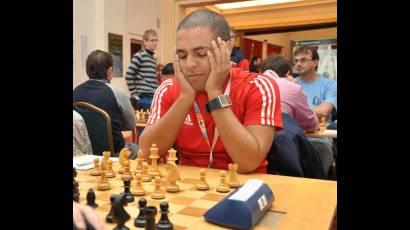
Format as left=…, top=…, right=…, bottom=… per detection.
left=210, top=108, right=266, bottom=173
left=139, top=93, right=195, bottom=159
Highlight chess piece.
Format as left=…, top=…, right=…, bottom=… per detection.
left=101, top=151, right=111, bottom=171
left=97, top=171, right=111, bottom=190
left=134, top=198, right=147, bottom=228
left=144, top=206, right=158, bottom=230
left=121, top=161, right=133, bottom=180
left=132, top=173, right=146, bottom=196
left=73, top=168, right=80, bottom=202
left=134, top=149, right=144, bottom=175
left=123, top=179, right=135, bottom=203
left=157, top=202, right=173, bottom=230
left=112, top=193, right=131, bottom=230
left=319, top=116, right=327, bottom=132
left=90, top=158, right=102, bottom=176
left=151, top=176, right=165, bottom=199
left=106, top=159, right=116, bottom=178
left=86, top=188, right=98, bottom=208
left=142, top=163, right=152, bottom=182
left=167, top=148, right=178, bottom=165
left=149, top=144, right=161, bottom=178
left=73, top=180, right=80, bottom=202
left=216, top=170, right=230, bottom=193
left=227, top=163, right=240, bottom=188
left=136, top=111, right=141, bottom=122
left=106, top=194, right=116, bottom=223
left=119, top=148, right=131, bottom=174
left=165, top=162, right=179, bottom=193
left=196, top=168, right=209, bottom=191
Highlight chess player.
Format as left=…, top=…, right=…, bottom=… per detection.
left=261, top=54, right=318, bottom=132
left=73, top=50, right=139, bottom=159
left=293, top=46, right=337, bottom=176
left=139, top=9, right=282, bottom=174
left=73, top=201, right=105, bottom=230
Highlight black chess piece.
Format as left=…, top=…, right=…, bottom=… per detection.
left=86, top=188, right=98, bottom=208
left=134, top=198, right=147, bottom=227
left=156, top=202, right=173, bottom=230
left=144, top=206, right=157, bottom=230
left=123, top=179, right=135, bottom=203
left=112, top=193, right=131, bottom=230
left=73, top=167, right=80, bottom=202
left=106, top=194, right=116, bottom=223
left=73, top=181, right=80, bottom=202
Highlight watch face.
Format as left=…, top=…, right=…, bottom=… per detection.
left=219, top=95, right=232, bottom=107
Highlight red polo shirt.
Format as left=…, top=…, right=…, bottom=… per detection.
left=148, top=67, right=282, bottom=173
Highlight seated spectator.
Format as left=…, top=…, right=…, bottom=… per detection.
left=261, top=54, right=318, bottom=132
left=73, top=50, right=139, bottom=159
left=159, top=62, right=175, bottom=84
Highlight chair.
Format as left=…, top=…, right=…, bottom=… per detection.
left=266, top=113, right=326, bottom=179
left=73, top=102, right=115, bottom=156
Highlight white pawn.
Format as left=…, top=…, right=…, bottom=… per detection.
left=196, top=169, right=209, bottom=191
left=216, top=170, right=230, bottom=193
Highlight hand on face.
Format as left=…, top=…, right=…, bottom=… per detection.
left=173, top=54, right=196, bottom=97
left=205, top=37, right=231, bottom=96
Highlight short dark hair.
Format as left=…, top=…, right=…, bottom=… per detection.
left=177, top=9, right=230, bottom=42
left=262, top=55, right=292, bottom=78
left=161, top=63, right=174, bottom=75
left=293, top=46, right=319, bottom=71
left=86, top=50, right=113, bottom=80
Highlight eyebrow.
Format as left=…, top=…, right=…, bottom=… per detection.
left=176, top=46, right=210, bottom=53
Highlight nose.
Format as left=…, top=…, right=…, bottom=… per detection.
left=185, top=55, right=197, bottom=69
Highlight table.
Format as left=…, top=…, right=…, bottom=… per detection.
left=76, top=162, right=337, bottom=230
left=305, top=129, right=337, bottom=139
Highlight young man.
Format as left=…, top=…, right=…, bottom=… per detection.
left=125, top=29, right=158, bottom=109
left=139, top=9, right=282, bottom=174
left=73, top=50, right=138, bottom=158
left=261, top=54, right=318, bottom=132
left=293, top=46, right=337, bottom=176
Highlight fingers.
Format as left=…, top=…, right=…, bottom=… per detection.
left=73, top=202, right=86, bottom=230
left=80, top=205, right=106, bottom=230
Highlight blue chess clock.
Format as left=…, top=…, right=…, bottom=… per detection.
left=204, top=179, right=274, bottom=229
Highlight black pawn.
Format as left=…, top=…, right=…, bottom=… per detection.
left=134, top=198, right=147, bottom=227
left=144, top=206, right=157, bottom=230
left=157, top=202, right=173, bottom=230
left=106, top=195, right=116, bottom=223
left=73, top=167, right=80, bottom=202
left=73, top=181, right=80, bottom=202
left=123, top=179, right=135, bottom=203
left=86, top=188, right=98, bottom=208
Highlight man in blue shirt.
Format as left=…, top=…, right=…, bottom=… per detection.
left=294, top=46, right=337, bottom=177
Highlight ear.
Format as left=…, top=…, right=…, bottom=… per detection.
left=313, top=60, right=319, bottom=68
left=107, top=67, right=113, bottom=81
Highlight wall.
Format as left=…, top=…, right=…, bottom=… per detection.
left=246, top=27, right=337, bottom=59
left=73, top=0, right=161, bottom=94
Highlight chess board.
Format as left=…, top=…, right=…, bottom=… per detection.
left=76, top=162, right=285, bottom=230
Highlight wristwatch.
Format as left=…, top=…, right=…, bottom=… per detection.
left=206, top=95, right=232, bottom=113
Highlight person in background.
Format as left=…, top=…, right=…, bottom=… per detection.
left=249, top=55, right=261, bottom=73
left=126, top=29, right=159, bottom=110
left=159, top=62, right=175, bottom=84
left=229, top=27, right=249, bottom=71
left=261, top=54, right=318, bottom=132
left=293, top=46, right=337, bottom=176
left=73, top=50, right=138, bottom=159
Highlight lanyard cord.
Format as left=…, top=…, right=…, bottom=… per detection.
left=193, top=78, right=231, bottom=168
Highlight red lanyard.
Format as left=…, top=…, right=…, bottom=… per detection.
left=193, top=78, right=231, bottom=168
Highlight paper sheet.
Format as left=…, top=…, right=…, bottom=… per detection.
left=73, top=155, right=119, bottom=170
